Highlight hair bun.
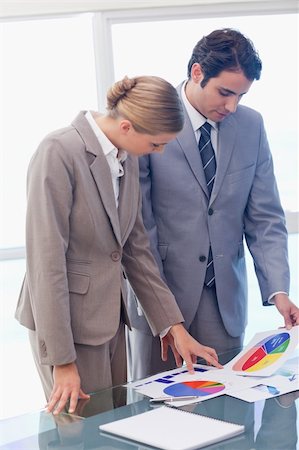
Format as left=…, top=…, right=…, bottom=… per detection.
left=107, top=76, right=137, bottom=110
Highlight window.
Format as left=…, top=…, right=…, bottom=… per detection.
left=1, top=13, right=98, bottom=418
left=111, top=13, right=298, bottom=214
left=0, top=14, right=98, bottom=249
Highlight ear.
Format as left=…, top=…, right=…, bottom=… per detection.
left=119, top=119, right=132, bottom=135
left=191, top=63, right=204, bottom=84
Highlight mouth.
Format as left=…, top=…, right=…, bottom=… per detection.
left=216, top=111, right=229, bottom=118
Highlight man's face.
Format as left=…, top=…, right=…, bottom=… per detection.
left=187, top=64, right=253, bottom=122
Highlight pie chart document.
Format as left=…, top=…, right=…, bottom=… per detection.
left=225, top=327, right=298, bottom=376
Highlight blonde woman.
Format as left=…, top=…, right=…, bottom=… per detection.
left=16, top=76, right=220, bottom=416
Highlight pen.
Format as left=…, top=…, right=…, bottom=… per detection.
left=150, top=395, right=199, bottom=403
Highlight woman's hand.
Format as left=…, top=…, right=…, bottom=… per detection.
left=46, top=362, right=90, bottom=415
left=161, top=323, right=223, bottom=373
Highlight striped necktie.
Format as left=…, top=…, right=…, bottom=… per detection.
left=199, top=122, right=216, bottom=287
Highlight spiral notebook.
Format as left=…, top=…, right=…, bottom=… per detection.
left=99, top=405, right=244, bottom=450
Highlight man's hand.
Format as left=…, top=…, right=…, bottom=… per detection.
left=161, top=323, right=222, bottom=373
left=46, top=362, right=90, bottom=415
left=273, top=293, right=299, bottom=329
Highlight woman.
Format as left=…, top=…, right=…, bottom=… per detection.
left=15, top=75, right=220, bottom=415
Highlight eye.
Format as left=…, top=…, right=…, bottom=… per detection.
left=151, top=143, right=161, bottom=148
left=219, top=89, right=231, bottom=97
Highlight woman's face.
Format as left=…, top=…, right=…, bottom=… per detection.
left=120, top=122, right=178, bottom=156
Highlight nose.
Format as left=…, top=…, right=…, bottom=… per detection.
left=224, top=96, right=238, bottom=113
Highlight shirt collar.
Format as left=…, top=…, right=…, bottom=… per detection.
left=181, top=80, right=217, bottom=133
left=85, top=111, right=127, bottom=162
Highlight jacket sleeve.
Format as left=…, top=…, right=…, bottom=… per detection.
left=25, top=136, right=77, bottom=365
left=243, top=114, right=290, bottom=304
left=122, top=188, right=184, bottom=336
left=138, top=155, right=166, bottom=280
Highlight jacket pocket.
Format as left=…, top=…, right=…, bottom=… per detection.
left=67, top=271, right=90, bottom=294
left=226, top=163, right=255, bottom=185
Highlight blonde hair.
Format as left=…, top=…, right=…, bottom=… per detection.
left=106, top=76, right=184, bottom=135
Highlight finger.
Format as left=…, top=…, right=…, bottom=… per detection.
left=204, top=353, right=223, bottom=369
left=173, top=349, right=183, bottom=368
left=167, top=340, right=183, bottom=367
left=160, top=339, right=168, bottom=361
left=46, top=390, right=61, bottom=413
left=79, top=388, right=90, bottom=399
left=291, top=315, right=299, bottom=326
left=76, top=394, right=91, bottom=415
left=54, top=391, right=73, bottom=415
left=184, top=357, right=195, bottom=374
left=68, top=391, right=79, bottom=414
left=204, top=346, right=219, bottom=362
left=284, top=316, right=292, bottom=330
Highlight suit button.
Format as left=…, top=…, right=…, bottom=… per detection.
left=199, top=255, right=206, bottom=262
left=208, top=208, right=214, bottom=215
left=111, top=251, right=121, bottom=261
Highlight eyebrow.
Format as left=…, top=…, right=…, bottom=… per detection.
left=220, top=87, right=248, bottom=96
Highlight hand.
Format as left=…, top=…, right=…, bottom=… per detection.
left=161, top=323, right=222, bottom=373
left=46, top=362, right=90, bottom=415
left=273, top=293, right=299, bottom=329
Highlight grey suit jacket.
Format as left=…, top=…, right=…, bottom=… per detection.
left=127, top=85, right=289, bottom=337
left=15, top=112, right=183, bottom=366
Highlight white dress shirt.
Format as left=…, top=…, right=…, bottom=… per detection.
left=85, top=111, right=127, bottom=207
left=181, top=81, right=218, bottom=156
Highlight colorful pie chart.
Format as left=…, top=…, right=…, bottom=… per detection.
left=163, top=380, right=225, bottom=397
left=232, top=332, right=290, bottom=373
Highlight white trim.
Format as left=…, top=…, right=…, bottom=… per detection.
left=1, top=0, right=297, bottom=20
left=100, top=2, right=298, bottom=24
left=92, top=13, right=115, bottom=111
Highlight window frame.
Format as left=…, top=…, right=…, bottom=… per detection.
left=0, top=1, right=298, bottom=260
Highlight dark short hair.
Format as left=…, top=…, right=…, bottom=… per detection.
left=187, top=28, right=262, bottom=87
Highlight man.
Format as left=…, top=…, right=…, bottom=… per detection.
left=127, top=28, right=299, bottom=379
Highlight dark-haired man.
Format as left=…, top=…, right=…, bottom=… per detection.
left=127, top=28, right=299, bottom=379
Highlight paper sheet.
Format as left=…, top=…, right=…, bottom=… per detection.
left=224, top=327, right=298, bottom=376
left=128, top=327, right=299, bottom=406
left=228, top=354, right=299, bottom=402
left=133, top=366, right=260, bottom=406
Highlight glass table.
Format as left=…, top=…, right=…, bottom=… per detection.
left=1, top=350, right=298, bottom=449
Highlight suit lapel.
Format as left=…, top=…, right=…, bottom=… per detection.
left=118, top=155, right=138, bottom=245
left=177, top=105, right=209, bottom=198
left=210, top=114, right=237, bottom=204
left=89, top=157, right=122, bottom=245
left=176, top=84, right=238, bottom=204
left=72, top=112, right=122, bottom=246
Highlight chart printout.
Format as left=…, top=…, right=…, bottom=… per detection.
left=225, top=327, right=298, bottom=376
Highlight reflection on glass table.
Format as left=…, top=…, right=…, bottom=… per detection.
left=0, top=350, right=298, bottom=450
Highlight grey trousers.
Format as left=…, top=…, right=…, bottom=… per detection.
left=127, top=285, right=244, bottom=381
left=29, top=321, right=127, bottom=401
